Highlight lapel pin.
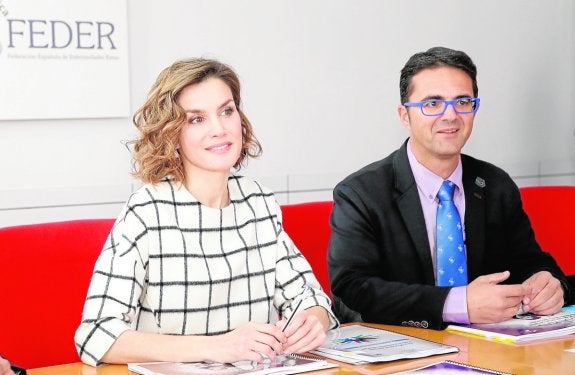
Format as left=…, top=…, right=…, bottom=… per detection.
left=475, top=177, right=486, bottom=188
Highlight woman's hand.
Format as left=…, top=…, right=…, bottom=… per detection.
left=210, top=321, right=286, bottom=363
left=0, top=356, right=15, bottom=375
left=278, top=306, right=329, bottom=354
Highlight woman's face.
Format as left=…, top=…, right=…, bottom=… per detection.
left=177, top=77, right=243, bottom=177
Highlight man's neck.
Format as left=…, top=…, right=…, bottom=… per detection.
left=422, top=158, right=459, bottom=180
left=408, top=143, right=460, bottom=179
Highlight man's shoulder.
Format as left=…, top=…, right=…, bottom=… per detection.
left=461, top=154, right=514, bottom=183
left=338, top=148, right=399, bottom=188
left=461, top=154, right=521, bottom=203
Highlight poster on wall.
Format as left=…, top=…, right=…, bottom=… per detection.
left=0, top=0, right=129, bottom=120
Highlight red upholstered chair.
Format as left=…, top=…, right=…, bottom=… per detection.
left=519, top=186, right=575, bottom=276
left=280, top=201, right=334, bottom=296
left=0, top=219, right=114, bottom=369
left=0, top=203, right=333, bottom=368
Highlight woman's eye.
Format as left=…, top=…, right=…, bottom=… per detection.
left=221, top=107, right=234, bottom=116
left=189, top=116, right=203, bottom=124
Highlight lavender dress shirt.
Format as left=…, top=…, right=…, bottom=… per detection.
left=406, top=140, right=470, bottom=324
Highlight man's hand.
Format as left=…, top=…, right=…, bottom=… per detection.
left=521, top=271, right=564, bottom=315
left=467, top=271, right=530, bottom=323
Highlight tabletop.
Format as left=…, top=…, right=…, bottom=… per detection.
left=28, top=323, right=575, bottom=375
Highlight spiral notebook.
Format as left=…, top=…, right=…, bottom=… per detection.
left=446, top=310, right=575, bottom=343
left=128, top=354, right=338, bottom=375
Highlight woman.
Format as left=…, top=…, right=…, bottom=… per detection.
left=0, top=356, right=16, bottom=375
left=75, top=58, right=337, bottom=366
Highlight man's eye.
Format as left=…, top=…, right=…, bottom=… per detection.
left=423, top=100, right=439, bottom=108
left=457, top=99, right=471, bottom=106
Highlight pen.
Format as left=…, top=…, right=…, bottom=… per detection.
left=281, top=297, right=304, bottom=332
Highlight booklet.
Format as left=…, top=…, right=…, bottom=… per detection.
left=128, top=354, right=338, bottom=375
left=393, top=360, right=511, bottom=374
left=446, top=310, right=575, bottom=343
left=309, top=324, right=458, bottom=365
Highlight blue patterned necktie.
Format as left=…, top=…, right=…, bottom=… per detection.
left=436, top=180, right=468, bottom=286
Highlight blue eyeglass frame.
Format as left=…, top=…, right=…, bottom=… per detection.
left=403, top=97, right=481, bottom=116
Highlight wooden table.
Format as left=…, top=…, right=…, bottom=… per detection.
left=28, top=323, right=575, bottom=374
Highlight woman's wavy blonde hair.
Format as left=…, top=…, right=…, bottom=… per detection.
left=131, top=58, right=262, bottom=184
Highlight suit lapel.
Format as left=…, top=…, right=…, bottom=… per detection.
left=461, top=155, right=486, bottom=281
left=393, top=141, right=436, bottom=284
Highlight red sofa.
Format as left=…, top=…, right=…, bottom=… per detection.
left=0, top=201, right=334, bottom=369
left=281, top=201, right=334, bottom=296
left=519, top=185, right=575, bottom=276
left=0, top=219, right=115, bottom=369
left=4, top=187, right=573, bottom=369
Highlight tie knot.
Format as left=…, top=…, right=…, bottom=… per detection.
left=438, top=180, right=455, bottom=202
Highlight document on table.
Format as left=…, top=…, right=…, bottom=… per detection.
left=128, top=354, right=338, bottom=375
left=447, top=310, right=575, bottom=343
left=393, top=360, right=512, bottom=374
left=310, top=324, right=458, bottom=365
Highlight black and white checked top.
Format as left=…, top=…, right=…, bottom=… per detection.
left=74, top=175, right=337, bottom=366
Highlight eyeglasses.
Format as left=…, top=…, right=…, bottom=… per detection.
left=403, top=97, right=480, bottom=116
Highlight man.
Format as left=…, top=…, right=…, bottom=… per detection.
left=327, top=46, right=572, bottom=329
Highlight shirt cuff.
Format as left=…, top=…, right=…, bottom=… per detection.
left=442, top=286, right=470, bottom=324
left=75, top=320, right=131, bottom=366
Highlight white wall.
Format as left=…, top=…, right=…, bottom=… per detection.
left=1, top=0, right=574, bottom=227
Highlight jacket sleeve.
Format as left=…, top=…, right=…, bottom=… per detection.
left=484, top=177, right=573, bottom=304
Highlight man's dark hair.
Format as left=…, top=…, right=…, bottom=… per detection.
left=399, top=47, right=478, bottom=103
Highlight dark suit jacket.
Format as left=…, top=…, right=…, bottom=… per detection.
left=328, top=140, right=572, bottom=329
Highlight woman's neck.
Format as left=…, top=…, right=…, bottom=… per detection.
left=183, top=169, right=230, bottom=209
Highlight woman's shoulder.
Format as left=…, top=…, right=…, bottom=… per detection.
left=229, top=175, right=274, bottom=196
left=126, top=177, right=183, bottom=205
left=228, top=175, right=279, bottom=212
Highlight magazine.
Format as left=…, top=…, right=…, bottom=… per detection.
left=393, top=360, right=511, bottom=374
left=310, top=324, right=458, bottom=365
left=446, top=310, right=575, bottom=343
left=128, top=354, right=338, bottom=375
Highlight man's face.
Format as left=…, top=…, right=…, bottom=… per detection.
left=398, top=66, right=476, bottom=170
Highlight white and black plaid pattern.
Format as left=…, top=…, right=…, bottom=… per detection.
left=74, top=175, right=336, bottom=366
